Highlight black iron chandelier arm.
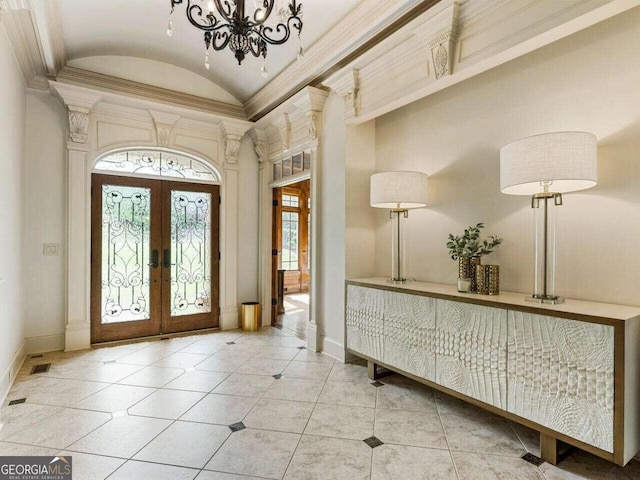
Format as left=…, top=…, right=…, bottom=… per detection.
left=183, top=2, right=222, bottom=31
left=212, top=0, right=234, bottom=23
left=210, top=30, right=232, bottom=51
left=251, top=0, right=275, bottom=26
left=260, top=13, right=302, bottom=45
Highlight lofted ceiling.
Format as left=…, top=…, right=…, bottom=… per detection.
left=57, top=0, right=362, bottom=104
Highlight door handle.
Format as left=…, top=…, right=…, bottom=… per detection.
left=149, top=249, right=159, bottom=268
left=163, top=249, right=171, bottom=268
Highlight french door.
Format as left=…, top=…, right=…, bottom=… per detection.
left=91, top=174, right=220, bottom=343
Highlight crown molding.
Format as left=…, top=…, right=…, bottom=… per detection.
left=1, top=6, right=45, bottom=86
left=56, top=66, right=248, bottom=120
left=1, top=0, right=65, bottom=87
left=31, top=0, right=66, bottom=76
left=324, top=0, right=634, bottom=125
left=244, top=0, right=441, bottom=121
left=255, top=86, right=328, bottom=159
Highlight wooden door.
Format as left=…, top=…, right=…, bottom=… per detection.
left=91, top=175, right=219, bottom=343
left=161, top=181, right=219, bottom=334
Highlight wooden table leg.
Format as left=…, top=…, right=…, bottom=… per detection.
left=368, top=360, right=379, bottom=380
left=540, top=433, right=559, bottom=465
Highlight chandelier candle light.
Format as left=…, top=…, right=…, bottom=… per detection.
left=167, top=0, right=303, bottom=75
left=370, top=171, right=429, bottom=284
left=500, top=131, right=598, bottom=304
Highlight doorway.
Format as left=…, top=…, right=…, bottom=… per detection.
left=91, top=174, right=220, bottom=343
left=272, top=179, right=310, bottom=340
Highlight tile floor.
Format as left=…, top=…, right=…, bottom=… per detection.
left=276, top=293, right=309, bottom=340
left=1, top=327, right=640, bottom=479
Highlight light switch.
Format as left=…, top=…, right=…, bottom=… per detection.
left=43, top=243, right=59, bottom=256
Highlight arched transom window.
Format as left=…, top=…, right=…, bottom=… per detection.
left=94, top=149, right=220, bottom=183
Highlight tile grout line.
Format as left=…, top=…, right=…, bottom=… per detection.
left=434, top=393, right=462, bottom=480
left=194, top=329, right=307, bottom=476
left=4, top=328, right=311, bottom=478
left=279, top=349, right=333, bottom=479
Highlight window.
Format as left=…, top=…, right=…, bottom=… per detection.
left=282, top=194, right=299, bottom=207
left=95, top=149, right=219, bottom=183
left=281, top=211, right=299, bottom=270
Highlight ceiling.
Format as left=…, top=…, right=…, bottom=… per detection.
left=58, top=0, right=362, bottom=104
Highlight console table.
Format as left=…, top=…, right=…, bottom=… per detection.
left=345, top=278, right=640, bottom=466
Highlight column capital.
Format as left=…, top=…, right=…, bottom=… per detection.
left=248, top=127, right=268, bottom=165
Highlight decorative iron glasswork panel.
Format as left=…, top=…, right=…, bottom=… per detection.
left=171, top=190, right=212, bottom=317
left=95, top=150, right=217, bottom=182
left=101, top=185, right=151, bottom=324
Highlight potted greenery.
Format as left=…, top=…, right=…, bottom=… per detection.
left=446, top=223, right=503, bottom=292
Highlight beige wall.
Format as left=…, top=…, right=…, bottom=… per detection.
left=0, top=25, right=26, bottom=399
left=373, top=10, right=640, bottom=306
left=24, top=91, right=68, bottom=351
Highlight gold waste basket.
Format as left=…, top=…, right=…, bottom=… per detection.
left=241, top=302, right=261, bottom=331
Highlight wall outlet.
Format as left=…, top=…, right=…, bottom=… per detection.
left=43, top=243, right=59, bottom=256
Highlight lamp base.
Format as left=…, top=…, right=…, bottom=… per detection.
left=525, top=295, right=565, bottom=305
left=387, top=278, right=408, bottom=285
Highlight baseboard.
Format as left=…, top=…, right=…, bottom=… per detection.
left=25, top=333, right=65, bottom=354
left=65, top=322, right=91, bottom=351
left=319, top=335, right=348, bottom=363
left=306, top=322, right=318, bottom=352
left=0, top=339, right=26, bottom=405
left=220, top=307, right=239, bottom=331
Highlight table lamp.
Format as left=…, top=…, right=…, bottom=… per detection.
left=500, top=132, right=598, bottom=303
left=370, top=171, right=429, bottom=284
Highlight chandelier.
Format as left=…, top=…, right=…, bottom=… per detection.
left=167, top=0, right=304, bottom=76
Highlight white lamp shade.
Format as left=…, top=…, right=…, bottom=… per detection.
left=370, top=171, right=428, bottom=209
left=500, top=132, right=598, bottom=195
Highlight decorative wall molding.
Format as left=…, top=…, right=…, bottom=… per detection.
left=324, top=69, right=359, bottom=120
left=50, top=81, right=103, bottom=111
left=257, top=87, right=329, bottom=161
left=244, top=0, right=435, bottom=120
left=323, top=0, right=633, bottom=124
left=428, top=1, right=460, bottom=79
left=223, top=135, right=242, bottom=165
left=271, top=113, right=292, bottom=153
left=1, top=7, right=43, bottom=86
left=57, top=67, right=247, bottom=120
left=30, top=0, right=66, bottom=76
left=148, top=110, right=181, bottom=147
left=0, top=0, right=65, bottom=87
left=68, top=106, right=90, bottom=144
left=307, top=111, right=319, bottom=140
left=220, top=118, right=253, bottom=165
left=248, top=128, right=268, bottom=164
left=50, top=82, right=102, bottom=145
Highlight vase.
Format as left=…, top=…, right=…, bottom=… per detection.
left=476, top=264, right=500, bottom=295
left=457, top=257, right=480, bottom=293
left=470, top=256, right=481, bottom=292
left=487, top=265, right=500, bottom=295
left=476, top=265, right=489, bottom=295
